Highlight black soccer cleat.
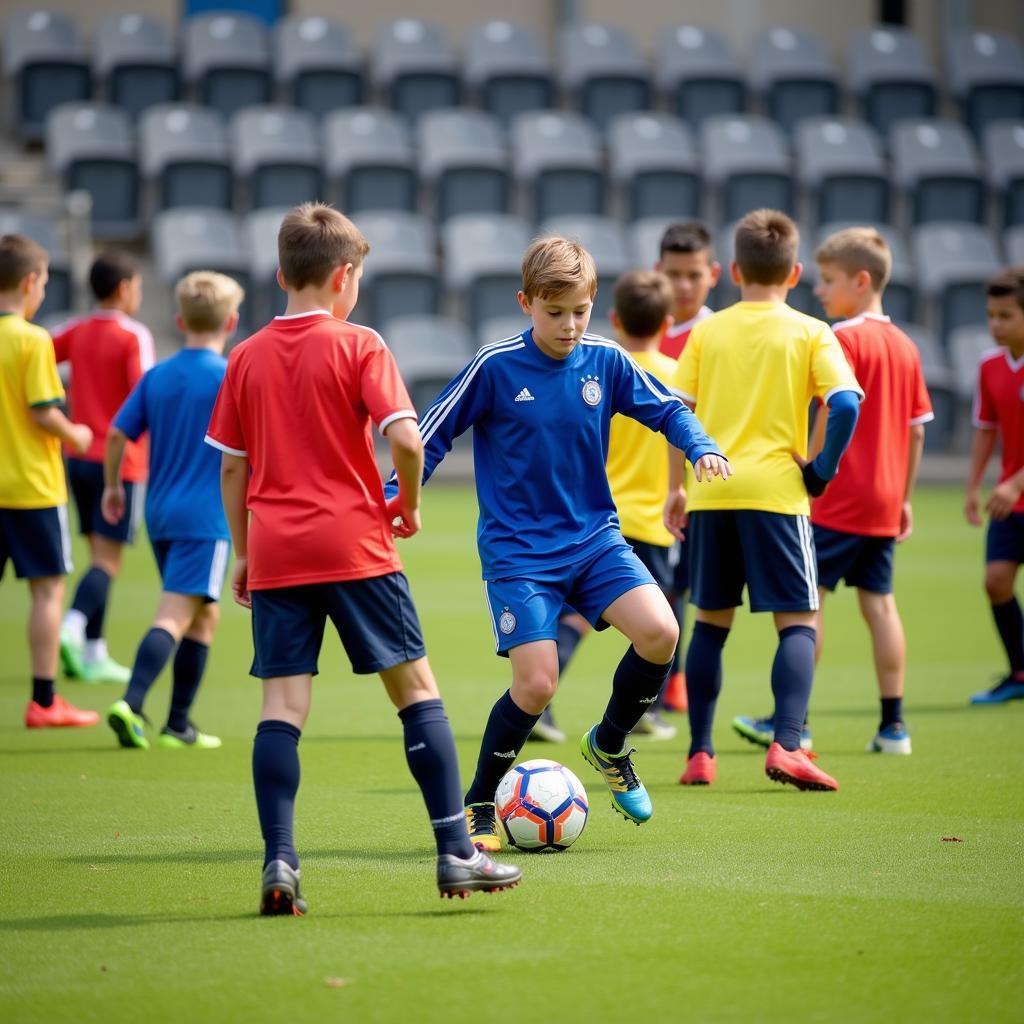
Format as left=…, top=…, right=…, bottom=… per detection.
left=260, top=859, right=308, bottom=916
left=437, top=849, right=522, bottom=900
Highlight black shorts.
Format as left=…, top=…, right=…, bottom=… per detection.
left=671, top=532, right=688, bottom=593
left=68, top=458, right=140, bottom=543
left=250, top=571, right=427, bottom=678
left=623, top=535, right=678, bottom=592
left=814, top=524, right=895, bottom=595
left=986, top=513, right=1024, bottom=565
left=0, top=505, right=73, bottom=580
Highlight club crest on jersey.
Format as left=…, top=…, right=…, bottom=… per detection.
left=581, top=374, right=602, bottom=407
left=498, top=608, right=517, bottom=635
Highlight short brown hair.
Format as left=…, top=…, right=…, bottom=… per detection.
left=522, top=236, right=598, bottom=301
left=815, top=227, right=892, bottom=292
left=987, top=267, right=1024, bottom=311
left=0, top=233, right=48, bottom=291
left=614, top=270, right=673, bottom=337
left=277, top=202, right=369, bottom=290
left=733, top=209, right=799, bottom=286
left=175, top=271, right=244, bottom=333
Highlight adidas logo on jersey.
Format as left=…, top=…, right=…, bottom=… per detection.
left=514, top=388, right=535, bottom=402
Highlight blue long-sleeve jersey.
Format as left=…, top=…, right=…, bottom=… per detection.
left=385, top=329, right=723, bottom=579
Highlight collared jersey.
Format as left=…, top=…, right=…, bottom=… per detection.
left=811, top=314, right=934, bottom=537
left=52, top=310, right=154, bottom=481
left=386, top=329, right=721, bottom=579
left=974, top=347, right=1024, bottom=515
left=205, top=311, right=417, bottom=590
left=659, top=305, right=712, bottom=360
left=673, top=301, right=862, bottom=516
left=114, top=348, right=229, bottom=541
left=606, top=349, right=678, bottom=546
left=0, top=313, right=67, bottom=508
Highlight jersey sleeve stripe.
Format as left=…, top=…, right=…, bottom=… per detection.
left=909, top=411, right=935, bottom=425
left=378, top=409, right=417, bottom=435
left=204, top=434, right=247, bottom=457
left=823, top=383, right=865, bottom=404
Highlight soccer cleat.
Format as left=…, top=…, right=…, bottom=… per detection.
left=969, top=676, right=1024, bottom=704
left=437, top=849, right=522, bottom=899
left=465, top=802, right=501, bottom=852
left=528, top=706, right=566, bottom=744
left=59, top=628, right=85, bottom=679
left=260, top=860, right=307, bottom=916
left=765, top=742, right=838, bottom=792
left=868, top=722, right=912, bottom=755
left=663, top=671, right=688, bottom=712
left=580, top=726, right=652, bottom=824
left=679, top=751, right=716, bottom=785
left=107, top=699, right=150, bottom=750
left=79, top=655, right=132, bottom=685
left=732, top=714, right=813, bottom=751
left=25, top=695, right=99, bottom=728
left=157, top=722, right=222, bottom=749
left=630, top=710, right=677, bottom=741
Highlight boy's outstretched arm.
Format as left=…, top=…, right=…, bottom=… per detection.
left=896, top=423, right=927, bottom=542
left=385, top=418, right=424, bottom=539
left=220, top=452, right=251, bottom=608
left=796, top=389, right=861, bottom=497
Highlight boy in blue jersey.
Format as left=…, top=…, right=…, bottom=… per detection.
left=101, top=272, right=243, bottom=749
left=386, top=237, right=730, bottom=850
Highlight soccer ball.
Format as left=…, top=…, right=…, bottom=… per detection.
left=495, top=758, right=589, bottom=852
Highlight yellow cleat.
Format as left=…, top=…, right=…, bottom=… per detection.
left=465, top=802, right=501, bottom=852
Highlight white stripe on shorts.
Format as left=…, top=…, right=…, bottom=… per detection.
left=483, top=581, right=500, bottom=652
left=208, top=539, right=229, bottom=600
left=56, top=503, right=73, bottom=574
left=797, top=516, right=819, bottom=611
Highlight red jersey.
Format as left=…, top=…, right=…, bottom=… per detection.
left=205, top=311, right=418, bottom=590
left=659, top=306, right=712, bottom=360
left=811, top=314, right=933, bottom=537
left=973, top=347, right=1024, bottom=514
left=52, top=310, right=154, bottom=481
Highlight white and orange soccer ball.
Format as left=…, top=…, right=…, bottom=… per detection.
left=495, top=758, right=589, bottom=852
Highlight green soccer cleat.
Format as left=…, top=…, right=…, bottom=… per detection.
left=732, top=714, right=813, bottom=751
left=580, top=726, right=652, bottom=825
left=107, top=699, right=149, bottom=750
left=59, top=627, right=85, bottom=679
left=80, top=655, right=132, bottom=685
left=157, top=722, right=222, bottom=749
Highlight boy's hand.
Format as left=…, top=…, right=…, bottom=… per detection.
left=965, top=490, right=982, bottom=526
left=896, top=501, right=913, bottom=543
left=986, top=480, right=1021, bottom=521
left=386, top=495, right=421, bottom=539
left=663, top=488, right=688, bottom=540
left=793, top=453, right=828, bottom=497
left=231, top=556, right=252, bottom=609
left=693, top=453, right=731, bottom=482
left=101, top=484, right=126, bottom=526
left=69, top=423, right=92, bottom=455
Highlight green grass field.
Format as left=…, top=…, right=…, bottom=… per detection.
left=1, top=485, right=1022, bottom=1023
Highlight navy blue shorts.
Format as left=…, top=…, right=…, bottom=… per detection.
left=68, top=458, right=140, bottom=543
left=0, top=505, right=73, bottom=580
left=671, top=532, right=688, bottom=593
left=623, top=535, right=678, bottom=592
left=688, top=510, right=819, bottom=613
left=813, top=525, right=894, bottom=594
left=250, top=571, right=426, bottom=678
left=986, top=513, right=1024, bottom=564
left=152, top=538, right=231, bottom=602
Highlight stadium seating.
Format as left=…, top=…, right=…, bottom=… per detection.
left=539, top=215, right=629, bottom=322
left=94, top=13, right=178, bottom=121
left=231, top=106, right=322, bottom=210
left=273, top=15, right=364, bottom=121
left=847, top=28, right=936, bottom=136
left=607, top=113, right=700, bottom=221
left=463, top=20, right=554, bottom=124
left=244, top=207, right=289, bottom=322
left=0, top=208, right=71, bottom=318
left=373, top=18, right=460, bottom=122
left=628, top=216, right=676, bottom=269
left=750, top=27, right=839, bottom=133
left=985, top=122, right=1024, bottom=227
left=947, top=29, right=1024, bottom=139
left=182, top=13, right=271, bottom=120
left=903, top=323, right=957, bottom=450
left=948, top=324, right=996, bottom=443
left=1006, top=225, right=1024, bottom=265
left=478, top=315, right=529, bottom=349
left=380, top=314, right=476, bottom=413
left=656, top=25, right=746, bottom=128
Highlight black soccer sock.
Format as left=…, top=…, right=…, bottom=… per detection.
left=556, top=619, right=584, bottom=676
left=771, top=625, right=817, bottom=752
left=166, top=638, right=209, bottom=733
left=71, top=567, right=111, bottom=641
left=123, top=627, right=176, bottom=715
left=398, top=698, right=475, bottom=859
left=991, top=598, right=1024, bottom=675
left=253, top=719, right=301, bottom=870
left=32, top=676, right=54, bottom=708
left=685, top=621, right=729, bottom=757
left=880, top=696, right=903, bottom=729
left=464, top=690, right=540, bottom=806
left=595, top=646, right=672, bottom=755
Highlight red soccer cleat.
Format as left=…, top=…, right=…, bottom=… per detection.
left=679, top=751, right=716, bottom=785
left=765, top=742, right=838, bottom=792
left=663, top=671, right=687, bottom=712
left=25, top=695, right=100, bottom=729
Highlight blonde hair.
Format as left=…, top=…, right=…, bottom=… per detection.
left=521, top=236, right=598, bottom=301
left=734, top=209, right=799, bottom=286
left=815, top=226, right=892, bottom=292
left=175, top=271, right=244, bottom=333
left=278, top=202, right=369, bottom=289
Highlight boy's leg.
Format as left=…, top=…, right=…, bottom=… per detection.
left=664, top=534, right=689, bottom=712
left=686, top=609, right=733, bottom=758
left=530, top=611, right=588, bottom=743
left=160, top=602, right=220, bottom=747
left=770, top=611, right=818, bottom=752
left=973, top=516, right=1024, bottom=702
left=858, top=589, right=912, bottom=752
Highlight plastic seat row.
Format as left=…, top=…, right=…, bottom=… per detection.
left=6, top=11, right=1023, bottom=139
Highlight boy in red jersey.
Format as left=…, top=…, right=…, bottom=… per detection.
left=54, top=252, right=154, bottom=684
left=205, top=203, right=521, bottom=914
left=965, top=268, right=1024, bottom=704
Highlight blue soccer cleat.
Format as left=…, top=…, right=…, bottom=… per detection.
left=868, top=721, right=912, bottom=754
left=970, top=677, right=1024, bottom=705
left=732, top=714, right=813, bottom=751
left=580, top=726, right=652, bottom=825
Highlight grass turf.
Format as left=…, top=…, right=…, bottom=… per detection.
left=1, top=485, right=1021, bottom=1023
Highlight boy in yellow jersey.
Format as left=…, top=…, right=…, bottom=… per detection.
left=0, top=235, right=97, bottom=728
left=670, top=210, right=862, bottom=791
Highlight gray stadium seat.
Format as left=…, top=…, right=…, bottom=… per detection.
left=607, top=113, right=700, bottom=221
left=750, top=27, right=839, bottom=133
left=323, top=108, right=416, bottom=213
left=182, top=13, right=271, bottom=120
left=46, top=103, right=140, bottom=239
left=1006, top=225, right=1024, bottom=266
left=478, top=315, right=529, bottom=349
left=373, top=18, right=460, bottom=122
left=947, top=30, right=1024, bottom=139
left=273, top=15, right=363, bottom=120
left=0, top=208, right=71, bottom=318
left=903, top=323, right=956, bottom=450
left=949, top=325, right=997, bottom=404
left=442, top=213, right=530, bottom=326
left=628, top=216, right=678, bottom=267
left=795, top=117, right=888, bottom=224
left=701, top=115, right=793, bottom=222
left=985, top=122, right=1024, bottom=228
left=913, top=222, right=1001, bottom=344
left=244, top=207, right=290, bottom=322
left=380, top=315, right=477, bottom=413
left=847, top=28, right=936, bottom=136
left=559, top=23, right=651, bottom=131
left=891, top=119, right=984, bottom=225
left=539, top=215, right=628, bottom=322
left=656, top=25, right=746, bottom=129
left=417, top=109, right=509, bottom=222
left=3, top=10, right=90, bottom=142
left=463, top=21, right=554, bottom=124
left=94, top=13, right=178, bottom=120
left=231, top=106, right=322, bottom=210
left=140, top=103, right=231, bottom=210
left=512, top=111, right=605, bottom=221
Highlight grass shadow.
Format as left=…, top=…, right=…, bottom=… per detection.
left=63, top=847, right=438, bottom=866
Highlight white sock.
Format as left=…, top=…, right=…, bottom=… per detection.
left=84, top=638, right=108, bottom=665
left=62, top=609, right=86, bottom=642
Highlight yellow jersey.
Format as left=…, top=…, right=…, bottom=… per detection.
left=672, top=301, right=861, bottom=516
left=0, top=313, right=67, bottom=508
left=606, top=349, right=677, bottom=547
